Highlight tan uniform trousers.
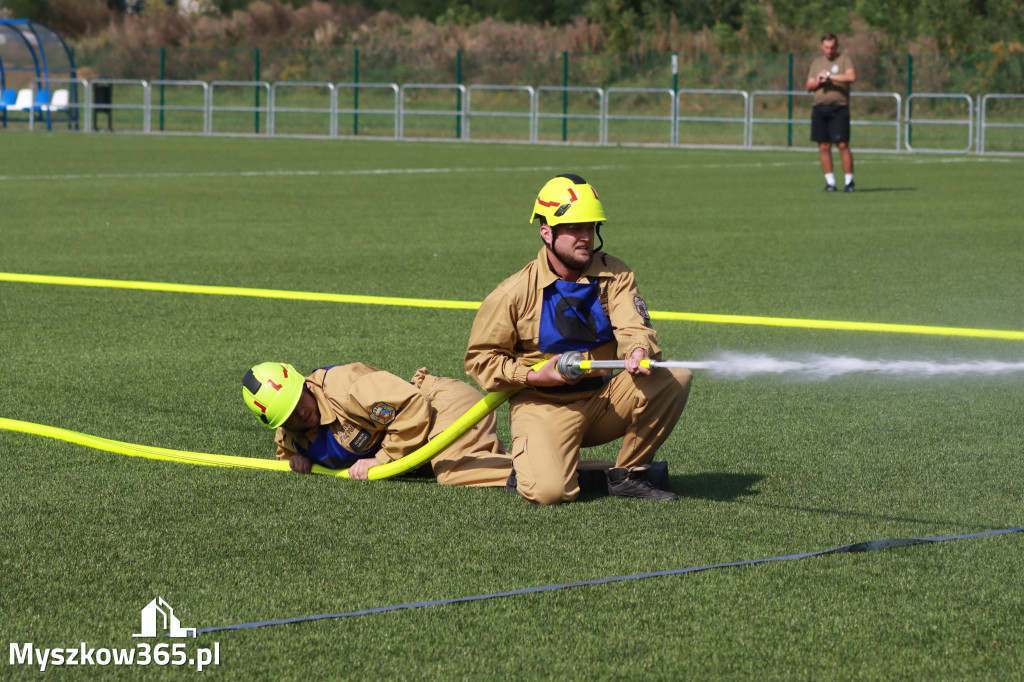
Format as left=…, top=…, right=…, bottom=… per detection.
left=509, top=367, right=692, bottom=505
left=411, top=368, right=513, bottom=487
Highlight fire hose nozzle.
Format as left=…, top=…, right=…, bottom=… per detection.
left=555, top=351, right=587, bottom=381
left=555, top=353, right=692, bottom=379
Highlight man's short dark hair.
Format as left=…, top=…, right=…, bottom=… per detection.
left=821, top=33, right=838, bottom=43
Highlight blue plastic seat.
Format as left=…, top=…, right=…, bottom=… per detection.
left=31, top=89, right=50, bottom=111
left=0, top=89, right=20, bottom=127
left=0, top=89, right=18, bottom=110
left=2, top=88, right=51, bottom=127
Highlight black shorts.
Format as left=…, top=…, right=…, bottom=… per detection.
left=810, top=104, right=850, bottom=143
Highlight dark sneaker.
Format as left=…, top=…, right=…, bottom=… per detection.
left=607, top=467, right=678, bottom=500
left=638, top=461, right=669, bottom=490
left=844, top=181, right=855, bottom=192
left=823, top=184, right=838, bottom=192
left=504, top=469, right=518, bottom=493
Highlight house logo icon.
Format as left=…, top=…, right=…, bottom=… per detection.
left=132, top=597, right=197, bottom=638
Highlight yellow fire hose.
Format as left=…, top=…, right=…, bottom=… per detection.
left=0, top=359, right=563, bottom=481
left=2, top=357, right=654, bottom=480
left=0, top=387, right=521, bottom=481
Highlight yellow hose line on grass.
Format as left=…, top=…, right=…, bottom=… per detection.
left=0, top=417, right=305, bottom=474
left=0, top=389, right=520, bottom=481
left=4, top=271, right=1024, bottom=340
left=0, top=271, right=480, bottom=311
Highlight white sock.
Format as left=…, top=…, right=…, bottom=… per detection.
left=845, top=173, right=854, bottom=185
left=825, top=173, right=836, bottom=186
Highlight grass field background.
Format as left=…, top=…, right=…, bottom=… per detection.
left=1, top=133, right=1022, bottom=679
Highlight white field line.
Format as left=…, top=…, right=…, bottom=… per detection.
left=0, top=165, right=566, bottom=182
left=0, top=155, right=1012, bottom=183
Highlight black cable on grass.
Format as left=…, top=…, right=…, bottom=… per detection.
left=195, top=526, right=1023, bottom=635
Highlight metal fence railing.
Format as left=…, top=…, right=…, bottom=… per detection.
left=88, top=78, right=149, bottom=133
left=905, top=93, right=974, bottom=153
left=677, top=88, right=748, bottom=148
left=466, top=84, right=536, bottom=143
left=269, top=81, right=334, bottom=137
left=749, top=90, right=902, bottom=151
left=70, top=47, right=1024, bottom=103
left=335, top=83, right=400, bottom=139
left=536, top=86, right=605, bottom=145
left=6, top=78, right=1019, bottom=154
left=603, top=87, right=677, bottom=146
left=978, top=94, right=1024, bottom=154
left=150, top=80, right=210, bottom=134
left=399, top=83, right=467, bottom=140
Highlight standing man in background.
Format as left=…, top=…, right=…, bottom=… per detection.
left=807, top=33, right=856, bottom=192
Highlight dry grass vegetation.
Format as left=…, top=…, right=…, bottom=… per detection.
left=23, top=0, right=1023, bottom=94
left=60, top=0, right=820, bottom=57
left=69, top=1, right=601, bottom=54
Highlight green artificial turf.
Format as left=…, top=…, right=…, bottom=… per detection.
left=1, top=132, right=1022, bottom=679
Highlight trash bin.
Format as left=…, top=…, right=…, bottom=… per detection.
left=93, top=82, right=113, bottom=132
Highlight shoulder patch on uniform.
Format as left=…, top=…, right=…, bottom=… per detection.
left=634, top=295, right=653, bottom=328
left=370, top=402, right=397, bottom=425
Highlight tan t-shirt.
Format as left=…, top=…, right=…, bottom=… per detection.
left=808, top=53, right=855, bottom=106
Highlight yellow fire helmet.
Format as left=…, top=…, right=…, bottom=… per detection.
left=530, top=174, right=607, bottom=226
left=242, top=362, right=305, bottom=429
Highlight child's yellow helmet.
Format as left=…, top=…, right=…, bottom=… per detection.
left=530, top=174, right=607, bottom=226
left=242, top=362, right=304, bottom=428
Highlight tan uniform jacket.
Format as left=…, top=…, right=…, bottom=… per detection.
left=465, top=247, right=662, bottom=394
left=808, top=53, right=855, bottom=106
left=273, top=363, right=432, bottom=466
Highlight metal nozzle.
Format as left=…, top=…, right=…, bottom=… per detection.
left=555, top=351, right=586, bottom=381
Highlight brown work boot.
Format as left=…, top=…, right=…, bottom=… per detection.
left=607, top=467, right=678, bottom=500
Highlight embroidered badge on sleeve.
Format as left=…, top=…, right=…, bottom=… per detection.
left=370, top=402, right=397, bottom=425
left=634, top=295, right=653, bottom=329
